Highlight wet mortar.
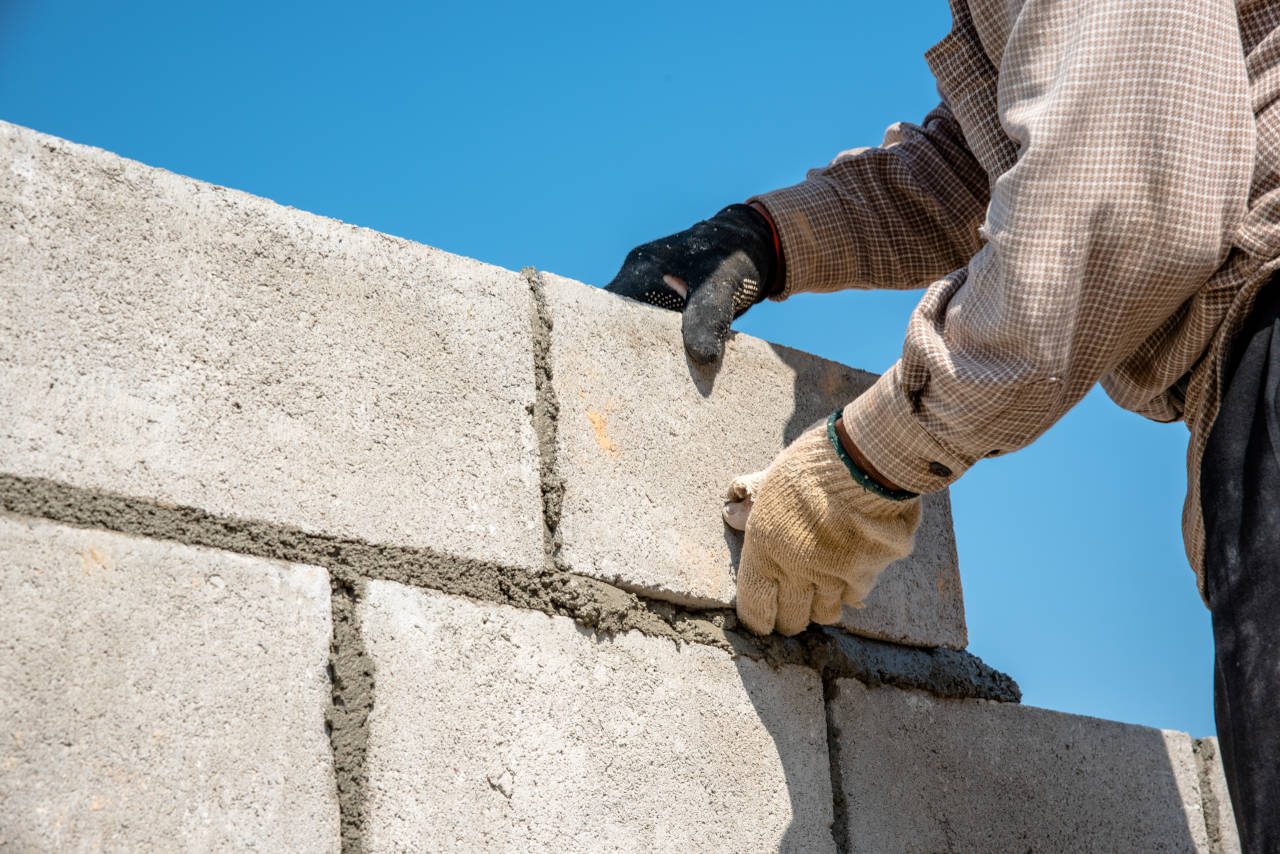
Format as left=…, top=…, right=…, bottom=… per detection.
left=0, top=471, right=1022, bottom=696
left=327, top=569, right=373, bottom=854
left=524, top=267, right=567, bottom=573
left=822, top=676, right=852, bottom=854
left=1193, top=737, right=1228, bottom=853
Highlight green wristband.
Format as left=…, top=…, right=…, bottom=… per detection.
left=826, top=411, right=919, bottom=502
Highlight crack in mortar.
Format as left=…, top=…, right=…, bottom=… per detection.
left=0, top=472, right=1020, bottom=703
left=821, top=676, right=851, bottom=854
left=1193, top=738, right=1227, bottom=854
left=523, top=266, right=566, bottom=573
left=327, top=569, right=372, bottom=854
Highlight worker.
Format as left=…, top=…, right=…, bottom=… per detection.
left=605, top=0, right=1278, bottom=848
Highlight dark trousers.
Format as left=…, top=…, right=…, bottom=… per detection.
left=1202, top=282, right=1280, bottom=853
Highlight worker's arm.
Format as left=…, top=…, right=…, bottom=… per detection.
left=751, top=101, right=989, bottom=297
left=846, top=0, right=1252, bottom=494
left=603, top=103, right=988, bottom=364
left=732, top=0, right=1253, bottom=635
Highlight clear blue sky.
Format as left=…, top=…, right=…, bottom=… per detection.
left=1, top=0, right=1214, bottom=736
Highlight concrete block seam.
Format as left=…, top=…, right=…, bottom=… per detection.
left=1193, top=737, right=1237, bottom=854
left=523, top=266, right=566, bottom=572
left=822, top=676, right=851, bottom=854
left=327, top=569, right=374, bottom=854
left=0, top=472, right=1019, bottom=703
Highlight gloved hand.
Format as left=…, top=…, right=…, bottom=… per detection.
left=605, top=203, right=779, bottom=365
left=724, top=413, right=922, bottom=636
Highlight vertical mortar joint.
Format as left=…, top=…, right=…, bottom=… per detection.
left=327, top=569, right=374, bottom=854
left=821, top=673, right=851, bottom=854
left=1193, top=738, right=1225, bottom=853
left=523, top=266, right=566, bottom=573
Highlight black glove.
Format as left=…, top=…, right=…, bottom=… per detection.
left=604, top=204, right=780, bottom=365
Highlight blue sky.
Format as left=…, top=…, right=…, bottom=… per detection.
left=1, top=0, right=1213, bottom=735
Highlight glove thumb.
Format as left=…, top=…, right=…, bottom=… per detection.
left=681, top=270, right=736, bottom=365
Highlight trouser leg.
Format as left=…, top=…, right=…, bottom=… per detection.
left=1201, top=285, right=1280, bottom=853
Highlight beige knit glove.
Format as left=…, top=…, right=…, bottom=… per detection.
left=725, top=414, right=922, bottom=636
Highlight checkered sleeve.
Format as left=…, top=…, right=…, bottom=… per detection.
left=842, top=0, right=1253, bottom=494
left=749, top=101, right=990, bottom=296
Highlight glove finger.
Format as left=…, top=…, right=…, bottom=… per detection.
left=811, top=583, right=846, bottom=625
left=602, top=247, right=652, bottom=296
left=726, top=469, right=768, bottom=503
left=774, top=580, right=816, bottom=637
left=722, top=498, right=751, bottom=532
left=734, top=543, right=779, bottom=636
left=681, top=266, right=738, bottom=365
left=604, top=251, right=687, bottom=312
left=724, top=470, right=767, bottom=531
left=842, top=575, right=879, bottom=610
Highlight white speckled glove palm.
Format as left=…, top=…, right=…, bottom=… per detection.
left=724, top=414, right=922, bottom=636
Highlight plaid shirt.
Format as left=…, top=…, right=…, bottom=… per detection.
left=752, top=0, right=1280, bottom=595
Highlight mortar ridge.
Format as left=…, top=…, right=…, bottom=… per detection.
left=1193, top=737, right=1226, bottom=854
left=326, top=569, right=373, bottom=854
left=821, top=676, right=852, bottom=854
left=0, top=472, right=1019, bottom=703
left=523, top=266, right=567, bottom=573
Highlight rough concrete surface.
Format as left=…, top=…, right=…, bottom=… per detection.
left=1194, top=738, right=1243, bottom=854
left=830, top=680, right=1210, bottom=853
left=0, top=120, right=541, bottom=572
left=539, top=271, right=966, bottom=649
left=0, top=513, right=338, bottom=852
left=359, top=581, right=837, bottom=853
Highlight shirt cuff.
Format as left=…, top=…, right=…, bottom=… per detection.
left=840, top=362, right=972, bottom=494
left=748, top=179, right=851, bottom=301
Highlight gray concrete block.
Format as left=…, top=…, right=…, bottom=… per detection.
left=1194, top=737, right=1243, bottom=854
left=0, top=513, right=338, bottom=852
left=0, top=121, right=541, bottom=571
left=359, top=580, right=836, bottom=853
left=830, top=679, right=1210, bottom=853
left=541, top=272, right=966, bottom=648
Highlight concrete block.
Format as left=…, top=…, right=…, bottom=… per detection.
left=359, top=580, right=836, bottom=853
left=1194, top=738, right=1243, bottom=854
left=0, top=121, right=541, bottom=571
left=541, top=272, right=966, bottom=648
left=830, top=679, right=1210, bottom=853
left=0, top=514, right=338, bottom=852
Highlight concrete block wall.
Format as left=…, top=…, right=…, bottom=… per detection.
left=0, top=120, right=1239, bottom=852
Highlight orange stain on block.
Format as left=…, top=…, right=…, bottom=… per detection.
left=81, top=547, right=112, bottom=575
left=585, top=409, right=620, bottom=456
